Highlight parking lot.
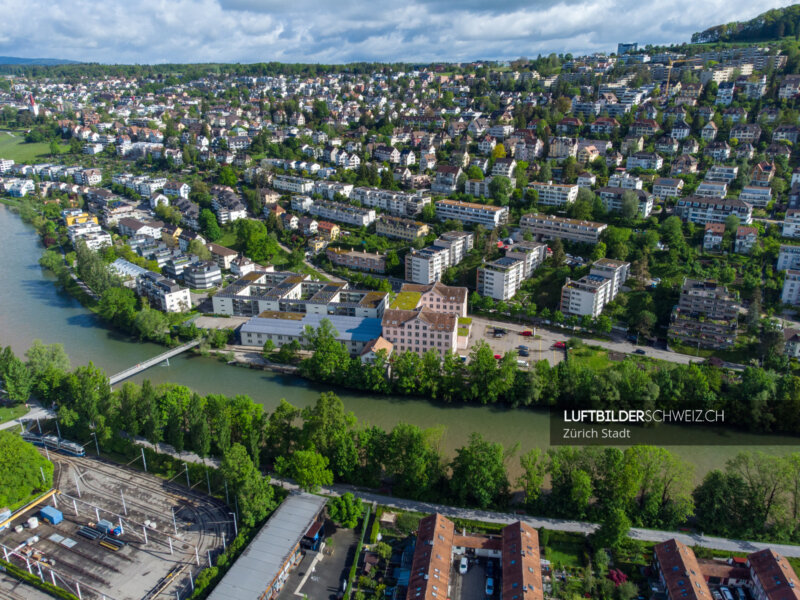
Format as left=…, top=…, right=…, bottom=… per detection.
left=0, top=452, right=233, bottom=600
left=467, top=319, right=565, bottom=367
left=277, top=526, right=358, bottom=600
left=450, top=555, right=499, bottom=600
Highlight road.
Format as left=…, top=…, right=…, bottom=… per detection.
left=127, top=437, right=800, bottom=557
left=0, top=403, right=56, bottom=431
left=470, top=315, right=701, bottom=366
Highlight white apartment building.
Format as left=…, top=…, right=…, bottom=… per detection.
left=738, top=186, right=772, bottom=208
left=68, top=222, right=112, bottom=250
left=273, top=175, right=314, bottom=194
left=560, top=258, right=630, bottom=317
left=675, top=196, right=753, bottom=225
left=505, top=241, right=547, bottom=278
left=777, top=245, right=800, bottom=271
left=528, top=181, right=579, bottom=206
left=607, top=172, right=643, bottom=189
left=308, top=200, right=376, bottom=227
left=405, top=246, right=451, bottom=285
left=136, top=272, right=191, bottom=313
left=350, top=187, right=431, bottom=217
left=783, top=210, right=800, bottom=239
left=464, top=178, right=492, bottom=198
left=695, top=181, right=728, bottom=198
left=434, top=200, right=509, bottom=228
left=476, top=257, right=526, bottom=300
left=519, top=213, right=606, bottom=244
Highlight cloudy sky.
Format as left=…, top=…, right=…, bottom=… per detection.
left=0, top=0, right=795, bottom=64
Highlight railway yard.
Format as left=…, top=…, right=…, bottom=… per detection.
left=0, top=451, right=234, bottom=600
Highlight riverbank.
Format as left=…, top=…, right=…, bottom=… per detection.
left=2, top=204, right=799, bottom=483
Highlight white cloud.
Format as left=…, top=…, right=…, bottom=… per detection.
left=0, top=0, right=795, bottom=64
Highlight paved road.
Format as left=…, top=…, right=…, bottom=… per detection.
left=471, top=315, right=701, bottom=365
left=127, top=437, right=800, bottom=557
left=0, top=403, right=56, bottom=431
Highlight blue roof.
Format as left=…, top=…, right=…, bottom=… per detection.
left=241, top=314, right=383, bottom=343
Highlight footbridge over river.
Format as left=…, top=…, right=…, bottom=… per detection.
left=108, top=339, right=201, bottom=386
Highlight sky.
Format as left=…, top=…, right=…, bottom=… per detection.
left=0, top=0, right=796, bottom=65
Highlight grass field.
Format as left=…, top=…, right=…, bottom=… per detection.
left=0, top=131, right=68, bottom=163
left=0, top=404, right=28, bottom=425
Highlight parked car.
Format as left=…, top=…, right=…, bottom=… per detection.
left=634, top=349, right=646, bottom=355
left=494, top=354, right=502, bottom=360
left=485, top=577, right=494, bottom=596
left=720, top=587, right=734, bottom=600
left=520, top=330, right=533, bottom=336
left=486, top=560, right=495, bottom=578
left=553, top=341, right=566, bottom=349
left=519, top=349, right=530, bottom=357
left=459, top=556, right=468, bottom=575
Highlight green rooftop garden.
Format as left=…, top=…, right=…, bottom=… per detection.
left=390, top=291, right=421, bottom=310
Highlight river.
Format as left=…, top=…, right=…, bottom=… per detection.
left=0, top=204, right=796, bottom=480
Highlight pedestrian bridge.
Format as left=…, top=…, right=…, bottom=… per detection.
left=109, top=339, right=202, bottom=386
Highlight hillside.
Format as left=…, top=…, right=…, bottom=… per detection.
left=0, top=56, right=81, bottom=66
left=692, top=4, right=800, bottom=43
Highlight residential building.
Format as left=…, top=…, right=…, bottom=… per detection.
left=404, top=231, right=473, bottom=285
left=206, top=243, right=238, bottom=270
left=598, top=187, right=653, bottom=217
left=477, top=257, right=526, bottom=300
left=212, top=191, right=248, bottom=224
left=213, top=272, right=387, bottom=318
left=183, top=261, right=222, bottom=290
left=431, top=165, right=462, bottom=194
left=316, top=221, right=340, bottom=241
left=528, top=181, right=579, bottom=206
left=375, top=215, right=429, bottom=241
left=782, top=270, right=800, bottom=305
left=626, top=152, right=663, bottom=170
left=519, top=213, right=607, bottom=244
left=703, top=223, right=725, bottom=251
left=734, top=226, right=758, bottom=254
left=163, top=181, right=191, bottom=199
left=381, top=308, right=458, bottom=357
left=397, top=282, right=468, bottom=318
left=701, top=121, right=718, bottom=141
left=350, top=187, right=431, bottom=217
left=435, top=199, right=509, bottom=228
left=464, top=178, right=493, bottom=198
left=783, top=210, right=800, bottom=239
left=118, top=218, right=164, bottom=239
left=309, top=200, right=376, bottom=227
left=653, top=539, right=712, bottom=600
left=68, top=222, right=112, bottom=250
left=705, top=165, right=738, bottom=184
left=695, top=181, right=728, bottom=199
left=136, top=272, right=191, bottom=313
left=668, top=279, right=739, bottom=349
left=653, top=178, right=684, bottom=198
left=501, top=522, right=544, bottom=600
left=675, top=196, right=752, bottom=225
left=577, top=172, right=597, bottom=188
left=326, top=247, right=386, bottom=273
left=739, top=186, right=772, bottom=208
left=608, top=172, right=643, bottom=190
left=548, top=136, right=578, bottom=159
left=492, top=158, right=517, bottom=178
left=404, top=514, right=455, bottom=600
left=273, top=175, right=314, bottom=194
left=778, top=245, right=800, bottom=271
left=505, top=241, right=547, bottom=278
left=747, top=549, right=800, bottom=600
left=560, top=258, right=629, bottom=317
left=241, top=313, right=383, bottom=356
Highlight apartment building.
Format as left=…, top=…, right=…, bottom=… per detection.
left=739, top=186, right=772, bottom=208
left=309, top=200, right=376, bottom=227
left=653, top=540, right=712, bottom=600
left=213, top=271, right=387, bottom=318
left=375, top=215, right=429, bottom=241
left=675, top=196, right=753, bottom=225
left=136, top=272, right=191, bottom=313
left=183, top=261, right=222, bottom=290
left=598, top=187, right=653, bottom=217
left=626, top=152, right=663, bottom=170
left=519, top=213, right=607, bottom=244
left=668, top=279, right=739, bottom=349
left=704, top=223, right=725, bottom=250
left=607, top=172, right=643, bottom=189
left=528, top=181, right=579, bottom=206
left=778, top=245, right=800, bottom=271
left=695, top=181, right=728, bottom=198
left=783, top=210, right=800, bottom=239
left=653, top=178, right=684, bottom=198
left=241, top=313, right=383, bottom=356
left=397, top=282, right=468, bottom=318
left=782, top=270, right=800, bottom=305
left=477, top=257, right=526, bottom=300
left=505, top=241, right=547, bottom=278
left=405, top=246, right=452, bottom=285
left=747, top=549, right=800, bottom=600
left=68, top=222, right=112, bottom=250
left=705, top=165, right=739, bottom=184
left=381, top=308, right=458, bottom=357
left=431, top=165, right=462, bottom=194
left=326, top=247, right=386, bottom=272
left=206, top=243, right=238, bottom=270
left=560, top=258, right=629, bottom=317
left=464, top=178, right=492, bottom=198
left=273, top=175, right=314, bottom=194
left=404, top=514, right=455, bottom=600
left=435, top=199, right=509, bottom=228
left=212, top=191, right=248, bottom=224
left=434, top=231, right=474, bottom=263
left=350, top=187, right=431, bottom=217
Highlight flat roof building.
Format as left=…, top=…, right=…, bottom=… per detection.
left=519, top=213, right=607, bottom=244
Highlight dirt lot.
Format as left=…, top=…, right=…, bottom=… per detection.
left=0, top=452, right=233, bottom=600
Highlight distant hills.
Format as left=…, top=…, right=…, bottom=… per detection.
left=0, top=56, right=81, bottom=66
left=692, top=4, right=800, bottom=43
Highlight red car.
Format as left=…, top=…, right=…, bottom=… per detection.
left=520, top=330, right=533, bottom=336
left=494, top=354, right=502, bottom=359
left=553, top=341, right=566, bottom=349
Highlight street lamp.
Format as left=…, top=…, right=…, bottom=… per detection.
left=229, top=512, right=238, bottom=536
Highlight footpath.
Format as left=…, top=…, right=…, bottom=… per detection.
left=128, top=437, right=800, bottom=558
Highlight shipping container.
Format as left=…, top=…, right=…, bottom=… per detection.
left=39, top=506, right=63, bottom=525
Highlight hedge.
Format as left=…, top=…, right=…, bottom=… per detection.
left=344, top=504, right=372, bottom=600
left=0, top=559, right=79, bottom=600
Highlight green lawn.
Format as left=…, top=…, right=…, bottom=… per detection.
left=0, top=132, right=68, bottom=164
left=391, top=291, right=421, bottom=310
left=0, top=404, right=28, bottom=425
left=568, top=346, right=615, bottom=370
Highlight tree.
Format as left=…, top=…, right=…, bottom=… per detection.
left=98, top=287, right=137, bottom=329
left=2, top=353, right=32, bottom=403
left=275, top=449, right=333, bottom=492
left=25, top=341, right=70, bottom=401
left=518, top=448, right=547, bottom=507
left=492, top=144, right=506, bottom=159
left=594, top=507, right=631, bottom=550
left=199, top=209, right=222, bottom=242
left=449, top=433, right=510, bottom=509
left=0, top=432, right=53, bottom=506
left=188, top=238, right=212, bottom=260
left=550, top=238, right=566, bottom=266
left=218, top=166, right=237, bottom=187
left=489, top=176, right=512, bottom=205
left=620, top=191, right=639, bottom=220
left=220, top=443, right=275, bottom=527
left=327, top=492, right=363, bottom=529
